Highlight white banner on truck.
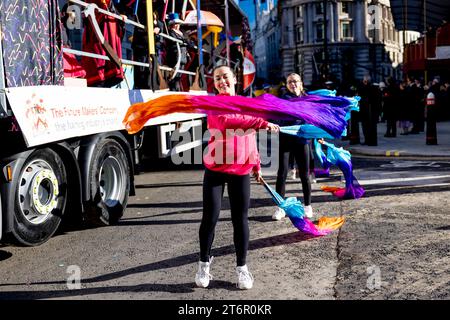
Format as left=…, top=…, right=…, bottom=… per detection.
left=6, top=86, right=206, bottom=147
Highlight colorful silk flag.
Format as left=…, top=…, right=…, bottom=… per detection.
left=261, top=178, right=344, bottom=236
left=123, top=93, right=350, bottom=138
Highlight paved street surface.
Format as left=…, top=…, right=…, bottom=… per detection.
left=0, top=156, right=449, bottom=300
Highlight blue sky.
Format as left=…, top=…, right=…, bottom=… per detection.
left=237, top=0, right=277, bottom=28
left=237, top=0, right=256, bottom=28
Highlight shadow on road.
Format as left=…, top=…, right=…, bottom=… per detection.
left=0, top=232, right=315, bottom=299
left=121, top=209, right=202, bottom=220
left=0, top=250, right=12, bottom=262
left=435, top=225, right=450, bottom=231
left=135, top=182, right=203, bottom=189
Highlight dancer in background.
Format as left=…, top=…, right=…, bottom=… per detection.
left=272, top=73, right=314, bottom=221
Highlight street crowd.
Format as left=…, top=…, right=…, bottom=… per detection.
left=257, top=75, right=450, bottom=146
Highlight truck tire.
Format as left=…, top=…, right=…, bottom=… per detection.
left=86, top=139, right=130, bottom=226
left=12, top=149, right=67, bottom=246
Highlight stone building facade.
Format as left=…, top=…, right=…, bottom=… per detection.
left=280, top=0, right=420, bottom=86
left=253, top=1, right=282, bottom=82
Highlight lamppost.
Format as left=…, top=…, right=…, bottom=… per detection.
left=403, top=0, right=408, bottom=80
left=322, top=0, right=329, bottom=80
left=225, top=0, right=230, bottom=66
left=368, top=0, right=382, bottom=81
left=423, top=0, right=428, bottom=84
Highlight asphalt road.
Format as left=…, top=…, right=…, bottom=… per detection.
left=0, top=157, right=449, bottom=301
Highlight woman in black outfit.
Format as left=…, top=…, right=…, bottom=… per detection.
left=272, top=73, right=314, bottom=220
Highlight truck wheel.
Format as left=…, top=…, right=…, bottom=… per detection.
left=86, top=139, right=130, bottom=226
left=13, top=149, right=67, bottom=246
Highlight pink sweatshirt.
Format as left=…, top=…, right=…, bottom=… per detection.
left=203, top=113, right=269, bottom=175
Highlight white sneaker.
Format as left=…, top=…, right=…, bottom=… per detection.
left=195, top=257, right=213, bottom=288
left=236, top=265, right=254, bottom=290
left=304, top=205, right=314, bottom=219
left=272, top=207, right=286, bottom=221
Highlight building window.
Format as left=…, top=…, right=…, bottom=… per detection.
left=341, top=1, right=350, bottom=14
left=296, top=25, right=304, bottom=43
left=268, top=33, right=275, bottom=65
left=297, top=5, right=303, bottom=19
left=341, top=21, right=353, bottom=39
left=284, top=25, right=289, bottom=44
left=315, top=2, right=323, bottom=15
left=316, top=23, right=324, bottom=41
left=298, top=53, right=304, bottom=73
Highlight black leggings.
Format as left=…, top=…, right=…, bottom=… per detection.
left=200, top=169, right=250, bottom=267
left=275, top=134, right=312, bottom=205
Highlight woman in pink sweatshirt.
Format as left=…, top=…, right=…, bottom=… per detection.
left=195, top=65, right=279, bottom=290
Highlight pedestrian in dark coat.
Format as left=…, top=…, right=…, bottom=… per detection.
left=383, top=77, right=399, bottom=137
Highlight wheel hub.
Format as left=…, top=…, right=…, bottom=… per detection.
left=19, top=163, right=59, bottom=224
left=99, top=156, right=125, bottom=207
left=31, top=169, right=59, bottom=215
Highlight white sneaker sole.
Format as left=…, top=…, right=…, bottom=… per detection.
left=238, top=284, right=253, bottom=290
left=272, top=215, right=285, bottom=221
left=195, top=279, right=209, bottom=288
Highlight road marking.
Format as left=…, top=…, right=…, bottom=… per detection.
left=358, top=174, right=450, bottom=185
left=385, top=150, right=400, bottom=157
left=380, top=161, right=441, bottom=168
left=360, top=182, right=450, bottom=192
